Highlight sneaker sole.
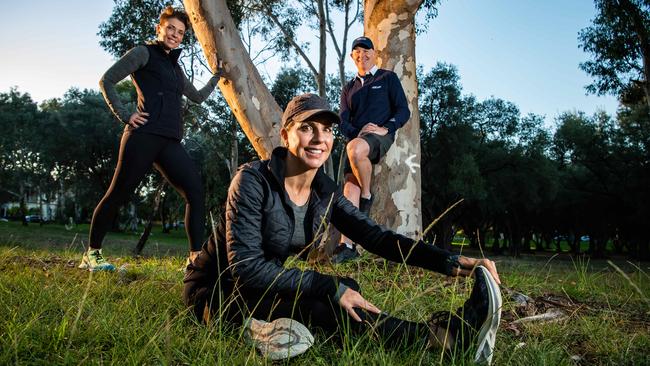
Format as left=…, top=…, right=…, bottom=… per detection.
left=473, top=265, right=502, bottom=365
left=245, top=318, right=314, bottom=360
left=89, top=265, right=116, bottom=272
left=78, top=260, right=115, bottom=272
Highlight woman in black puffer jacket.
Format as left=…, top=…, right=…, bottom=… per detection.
left=184, top=94, right=502, bottom=361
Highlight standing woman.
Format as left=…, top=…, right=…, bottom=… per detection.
left=185, top=94, right=503, bottom=363
left=80, top=6, right=221, bottom=271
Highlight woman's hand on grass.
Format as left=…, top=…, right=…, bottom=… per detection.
left=452, top=256, right=501, bottom=285
left=338, top=288, right=381, bottom=322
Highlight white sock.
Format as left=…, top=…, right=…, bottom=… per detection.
left=361, top=194, right=371, bottom=200
left=344, top=242, right=354, bottom=250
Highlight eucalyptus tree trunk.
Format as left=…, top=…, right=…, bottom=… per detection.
left=364, top=0, right=423, bottom=236
left=183, top=0, right=281, bottom=159
left=317, top=0, right=327, bottom=98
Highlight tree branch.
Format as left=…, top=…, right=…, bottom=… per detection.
left=262, top=4, right=319, bottom=78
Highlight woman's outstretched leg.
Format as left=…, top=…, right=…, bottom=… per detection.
left=238, top=279, right=430, bottom=348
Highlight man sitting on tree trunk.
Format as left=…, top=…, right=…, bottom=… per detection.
left=333, top=36, right=411, bottom=264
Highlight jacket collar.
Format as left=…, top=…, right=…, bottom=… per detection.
left=356, top=64, right=378, bottom=80
left=147, top=40, right=183, bottom=63
left=267, top=147, right=337, bottom=198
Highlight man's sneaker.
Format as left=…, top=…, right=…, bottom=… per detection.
left=332, top=244, right=360, bottom=264
left=78, top=248, right=115, bottom=272
left=359, top=195, right=374, bottom=216
left=427, top=265, right=502, bottom=364
left=244, top=318, right=314, bottom=360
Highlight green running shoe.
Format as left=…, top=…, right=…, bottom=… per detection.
left=79, top=248, right=115, bottom=272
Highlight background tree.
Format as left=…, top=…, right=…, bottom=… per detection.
left=39, top=88, right=124, bottom=223
left=579, top=0, right=650, bottom=109
left=0, top=88, right=50, bottom=223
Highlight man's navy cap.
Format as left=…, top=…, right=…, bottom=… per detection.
left=351, top=36, right=374, bottom=50
left=282, top=93, right=340, bottom=127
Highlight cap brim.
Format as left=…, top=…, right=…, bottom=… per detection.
left=291, top=109, right=340, bottom=125
left=353, top=44, right=372, bottom=50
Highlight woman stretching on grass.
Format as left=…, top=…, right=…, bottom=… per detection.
left=184, top=94, right=503, bottom=363
left=80, top=6, right=222, bottom=271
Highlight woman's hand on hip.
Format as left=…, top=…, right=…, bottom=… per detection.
left=188, top=250, right=201, bottom=265
left=338, top=288, right=381, bottom=322
left=128, top=112, right=149, bottom=128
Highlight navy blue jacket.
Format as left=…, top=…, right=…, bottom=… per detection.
left=339, top=68, right=410, bottom=139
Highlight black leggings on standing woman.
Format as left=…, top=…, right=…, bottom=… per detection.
left=89, top=131, right=205, bottom=251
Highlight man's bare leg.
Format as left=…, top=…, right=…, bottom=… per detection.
left=339, top=138, right=372, bottom=250
left=343, top=174, right=361, bottom=208
left=339, top=174, right=361, bottom=248
left=346, top=138, right=373, bottom=198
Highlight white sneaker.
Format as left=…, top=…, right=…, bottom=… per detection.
left=244, top=317, right=314, bottom=360
left=473, top=265, right=502, bottom=365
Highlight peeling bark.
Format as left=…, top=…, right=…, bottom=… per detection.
left=183, top=0, right=281, bottom=159
left=364, top=0, right=423, bottom=236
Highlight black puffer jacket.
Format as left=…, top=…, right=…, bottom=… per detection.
left=184, top=147, right=454, bottom=304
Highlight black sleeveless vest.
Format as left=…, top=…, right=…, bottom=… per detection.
left=130, top=42, right=185, bottom=140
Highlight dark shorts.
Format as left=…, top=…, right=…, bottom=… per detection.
left=344, top=132, right=395, bottom=175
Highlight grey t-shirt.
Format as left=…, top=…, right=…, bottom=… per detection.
left=288, top=197, right=349, bottom=302
left=287, top=199, right=309, bottom=253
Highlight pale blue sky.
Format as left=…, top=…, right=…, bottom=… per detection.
left=3, top=0, right=618, bottom=125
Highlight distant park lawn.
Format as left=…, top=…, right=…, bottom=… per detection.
left=0, top=220, right=189, bottom=256
left=0, top=221, right=648, bottom=365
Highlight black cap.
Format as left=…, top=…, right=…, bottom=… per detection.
left=282, top=93, right=340, bottom=127
left=351, top=36, right=374, bottom=50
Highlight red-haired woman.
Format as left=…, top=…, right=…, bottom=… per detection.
left=81, top=6, right=221, bottom=271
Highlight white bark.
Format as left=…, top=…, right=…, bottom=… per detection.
left=183, top=0, right=281, bottom=159
left=364, top=0, right=423, bottom=236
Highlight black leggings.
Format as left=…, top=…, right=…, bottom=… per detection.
left=89, top=131, right=205, bottom=251
left=188, top=278, right=429, bottom=347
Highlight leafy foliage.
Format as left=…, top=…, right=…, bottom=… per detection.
left=579, top=0, right=650, bottom=104
left=416, top=62, right=649, bottom=258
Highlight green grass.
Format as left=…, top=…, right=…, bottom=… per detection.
left=0, top=220, right=189, bottom=256
left=1, top=221, right=649, bottom=365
